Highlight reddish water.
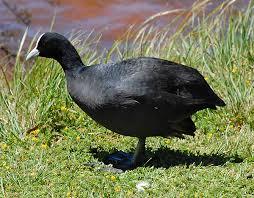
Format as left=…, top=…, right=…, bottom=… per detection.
left=0, top=0, right=249, bottom=49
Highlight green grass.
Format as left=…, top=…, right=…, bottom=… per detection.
left=0, top=1, right=254, bottom=197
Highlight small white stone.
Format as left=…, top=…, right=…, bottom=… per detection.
left=136, top=181, right=150, bottom=192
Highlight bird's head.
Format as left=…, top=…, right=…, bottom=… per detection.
left=26, top=32, right=82, bottom=70
left=26, top=32, right=71, bottom=61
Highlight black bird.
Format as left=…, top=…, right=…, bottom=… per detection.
left=26, top=32, right=225, bottom=170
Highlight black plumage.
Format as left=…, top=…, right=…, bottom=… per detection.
left=26, top=32, right=225, bottom=170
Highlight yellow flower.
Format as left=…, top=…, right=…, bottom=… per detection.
left=246, top=80, right=251, bottom=86
left=114, top=186, right=121, bottom=192
left=207, top=133, right=213, bottom=140
left=0, top=143, right=8, bottom=150
left=204, top=76, right=209, bottom=81
left=66, top=191, right=71, bottom=198
left=165, top=139, right=171, bottom=144
left=32, top=129, right=40, bottom=136
left=127, top=190, right=133, bottom=196
left=76, top=136, right=81, bottom=141
left=30, top=171, right=36, bottom=176
left=41, top=143, right=48, bottom=149
left=61, top=106, right=68, bottom=112
left=32, top=137, right=38, bottom=142
left=232, top=66, right=238, bottom=73
left=110, top=175, right=116, bottom=182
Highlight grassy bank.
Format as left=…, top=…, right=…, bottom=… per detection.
left=0, top=1, right=254, bottom=197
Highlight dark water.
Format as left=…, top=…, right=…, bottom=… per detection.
left=0, top=0, right=194, bottom=48
left=0, top=0, right=250, bottom=48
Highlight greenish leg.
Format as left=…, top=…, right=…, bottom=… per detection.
left=132, top=137, right=146, bottom=166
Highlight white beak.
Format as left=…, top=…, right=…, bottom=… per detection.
left=26, top=48, right=40, bottom=61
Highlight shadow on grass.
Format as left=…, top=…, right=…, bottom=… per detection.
left=90, top=146, right=243, bottom=169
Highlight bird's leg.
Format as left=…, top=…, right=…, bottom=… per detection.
left=104, top=137, right=146, bottom=170
left=132, top=137, right=146, bottom=167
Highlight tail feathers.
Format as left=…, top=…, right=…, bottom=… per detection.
left=206, top=92, right=226, bottom=107
left=187, top=96, right=225, bottom=107
left=185, top=96, right=225, bottom=112
left=214, top=97, right=226, bottom=107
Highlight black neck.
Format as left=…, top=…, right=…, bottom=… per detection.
left=56, top=45, right=84, bottom=70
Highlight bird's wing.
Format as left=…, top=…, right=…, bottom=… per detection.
left=108, top=86, right=209, bottom=122
left=95, top=57, right=225, bottom=109
left=102, top=61, right=223, bottom=120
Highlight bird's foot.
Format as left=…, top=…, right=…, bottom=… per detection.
left=104, top=151, right=143, bottom=171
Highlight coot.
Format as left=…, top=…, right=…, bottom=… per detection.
left=26, top=32, right=225, bottom=170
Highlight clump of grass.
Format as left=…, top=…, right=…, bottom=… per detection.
left=0, top=0, right=254, bottom=197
